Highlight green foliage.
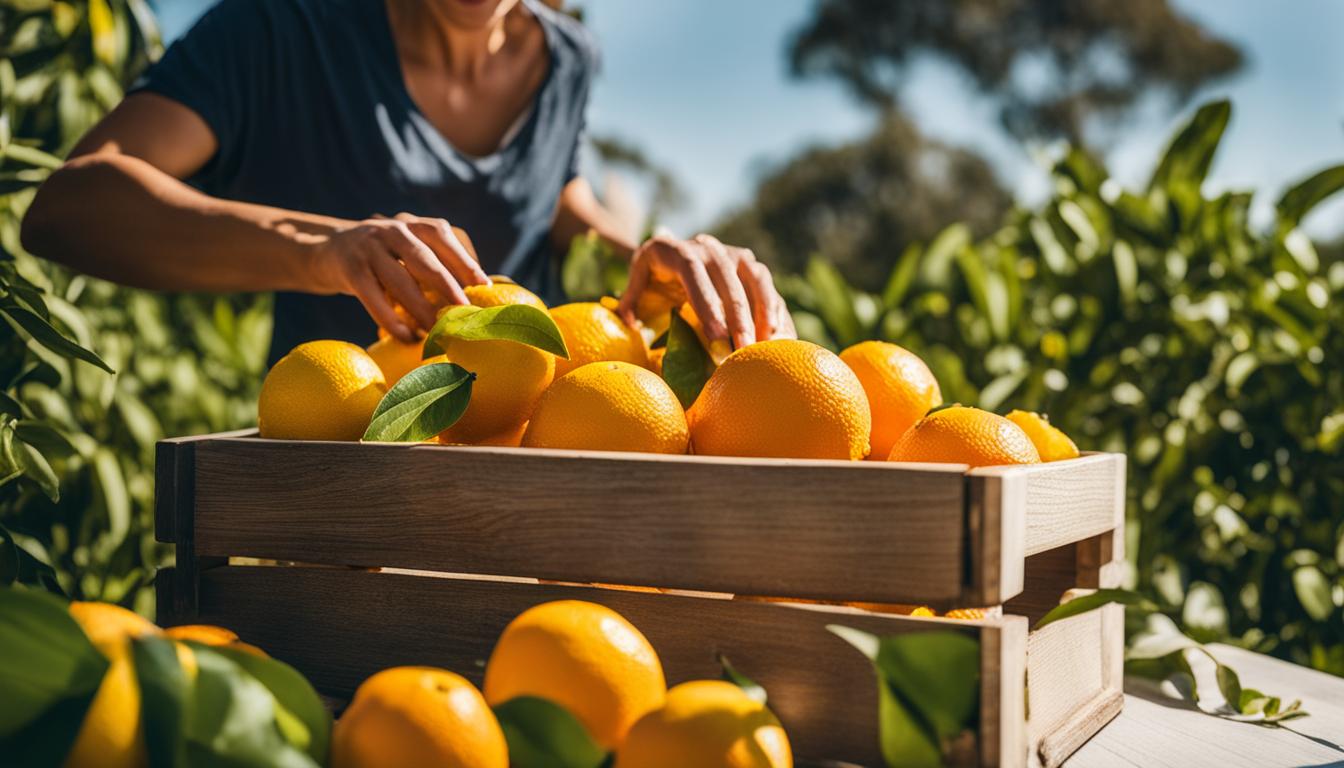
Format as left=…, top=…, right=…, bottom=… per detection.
left=492, top=696, right=608, bottom=768
left=362, top=362, right=474, bottom=443
left=778, top=100, right=1344, bottom=676
left=1, top=0, right=270, bottom=614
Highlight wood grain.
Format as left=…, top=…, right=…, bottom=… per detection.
left=981, top=615, right=1029, bottom=768
left=966, top=471, right=1027, bottom=605
left=174, top=565, right=1002, bottom=764
left=189, top=437, right=971, bottom=603
left=1026, top=609, right=1109, bottom=764
left=971, top=454, right=1124, bottom=557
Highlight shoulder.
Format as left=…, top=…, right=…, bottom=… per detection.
left=529, top=1, right=601, bottom=77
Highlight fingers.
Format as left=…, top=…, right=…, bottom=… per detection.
left=349, top=264, right=414, bottom=342
left=368, top=239, right=438, bottom=331
left=672, top=243, right=728, bottom=343
left=617, top=243, right=653, bottom=328
left=695, top=235, right=755, bottom=349
left=394, top=213, right=489, bottom=293
left=738, top=258, right=775, bottom=341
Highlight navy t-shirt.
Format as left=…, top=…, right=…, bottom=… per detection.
left=132, top=0, right=597, bottom=364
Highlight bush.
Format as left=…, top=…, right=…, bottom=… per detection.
left=1, top=0, right=270, bottom=614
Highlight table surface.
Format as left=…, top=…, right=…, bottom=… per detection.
left=1068, top=644, right=1344, bottom=767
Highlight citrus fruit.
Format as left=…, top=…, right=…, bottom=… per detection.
left=366, top=336, right=430, bottom=386
left=522, top=362, right=688, bottom=454
left=483, top=600, right=665, bottom=750
left=436, top=282, right=555, bottom=444
left=441, top=420, right=528, bottom=448
left=615, top=680, right=792, bottom=768
left=887, top=405, right=1040, bottom=467
left=258, top=340, right=387, bottom=441
left=65, top=602, right=162, bottom=768
left=944, top=608, right=987, bottom=620
left=689, top=339, right=871, bottom=460
left=550, top=302, right=649, bottom=378
left=332, top=667, right=506, bottom=768
left=1006, top=409, right=1080, bottom=462
left=647, top=347, right=666, bottom=376
left=164, top=624, right=268, bottom=657
left=839, top=341, right=942, bottom=460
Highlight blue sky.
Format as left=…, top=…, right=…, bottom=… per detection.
left=153, top=0, right=1344, bottom=237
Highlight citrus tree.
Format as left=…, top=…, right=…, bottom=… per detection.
left=1, top=0, right=270, bottom=612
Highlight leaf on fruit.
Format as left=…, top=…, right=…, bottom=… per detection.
left=213, top=646, right=331, bottom=765
left=661, top=310, right=715, bottom=409
left=717, top=653, right=767, bottom=704
left=493, top=696, right=608, bottom=768
left=362, top=363, right=474, bottom=443
left=424, top=305, right=569, bottom=358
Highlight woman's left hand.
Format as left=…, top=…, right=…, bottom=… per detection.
left=617, top=233, right=796, bottom=350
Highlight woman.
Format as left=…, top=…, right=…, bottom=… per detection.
left=20, top=0, right=793, bottom=366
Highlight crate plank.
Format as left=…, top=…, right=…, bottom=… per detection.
left=179, top=565, right=1008, bottom=765
left=190, top=438, right=972, bottom=604
left=970, top=454, right=1124, bottom=557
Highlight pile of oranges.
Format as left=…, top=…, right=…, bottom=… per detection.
left=257, top=279, right=1080, bottom=468
left=62, top=596, right=791, bottom=768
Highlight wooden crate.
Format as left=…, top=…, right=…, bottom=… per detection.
left=154, top=431, right=1126, bottom=767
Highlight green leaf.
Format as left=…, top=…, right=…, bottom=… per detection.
left=0, top=527, right=17, bottom=585
left=1291, top=566, right=1333, bottom=621
left=212, top=647, right=331, bottom=765
left=881, top=242, right=922, bottom=309
left=1125, top=614, right=1202, bottom=662
left=806, top=257, right=862, bottom=348
left=1277, top=164, right=1344, bottom=226
left=493, top=696, right=608, bottom=768
left=182, top=647, right=319, bottom=768
left=0, top=587, right=107, bottom=747
left=661, top=310, right=715, bottom=409
left=717, top=653, right=766, bottom=704
left=13, top=439, right=59, bottom=502
left=133, top=636, right=189, bottom=768
left=876, top=679, right=942, bottom=768
left=919, top=223, right=972, bottom=287
left=92, top=448, right=130, bottom=551
left=424, top=304, right=569, bottom=358
left=1033, top=588, right=1158, bottom=630
left=0, top=143, right=63, bottom=170
left=362, top=363, right=474, bottom=443
left=1214, top=663, right=1242, bottom=712
left=1149, top=100, right=1230, bottom=193
left=1, top=305, right=114, bottom=373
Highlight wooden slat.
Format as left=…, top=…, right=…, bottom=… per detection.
left=184, top=565, right=1003, bottom=764
left=970, top=454, right=1124, bottom=557
left=980, top=615, right=1029, bottom=768
left=1026, top=610, right=1110, bottom=766
left=190, top=438, right=971, bottom=604
left=966, top=471, right=1027, bottom=605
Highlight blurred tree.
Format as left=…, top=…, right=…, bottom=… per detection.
left=789, top=0, right=1244, bottom=144
left=713, top=114, right=1011, bottom=291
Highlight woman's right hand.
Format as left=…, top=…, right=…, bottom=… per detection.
left=307, top=213, right=490, bottom=341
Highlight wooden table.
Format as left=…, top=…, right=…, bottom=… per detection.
left=1069, top=644, right=1344, bottom=767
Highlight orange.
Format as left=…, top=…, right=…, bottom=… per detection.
left=943, top=608, right=987, bottom=620
left=332, top=667, right=506, bottom=768
left=65, top=602, right=162, bottom=768
left=647, top=347, right=666, bottom=376
left=615, top=680, right=792, bottom=768
left=365, top=336, right=430, bottom=386
left=483, top=600, right=665, bottom=750
left=522, top=362, right=688, bottom=454
left=887, top=405, right=1040, bottom=468
left=441, top=420, right=528, bottom=448
left=258, top=340, right=387, bottom=441
left=436, top=282, right=556, bottom=444
left=1006, top=410, right=1080, bottom=462
left=164, top=624, right=268, bottom=657
left=839, top=341, right=942, bottom=460
left=550, top=302, right=649, bottom=378
left=689, top=339, right=871, bottom=460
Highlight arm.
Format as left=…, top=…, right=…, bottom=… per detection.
left=21, top=94, right=487, bottom=341
left=551, top=176, right=795, bottom=349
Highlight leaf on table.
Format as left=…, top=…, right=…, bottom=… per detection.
left=1033, top=588, right=1157, bottom=630
left=362, top=363, right=474, bottom=443
left=424, top=305, right=569, bottom=358
left=493, top=696, right=608, bottom=768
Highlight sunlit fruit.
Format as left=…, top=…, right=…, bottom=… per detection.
left=436, top=282, right=555, bottom=444
left=839, top=341, right=942, bottom=460
left=550, top=302, right=649, bottom=378
left=332, top=666, right=507, bottom=768
left=483, top=600, right=666, bottom=750
left=258, top=340, right=387, bottom=441
left=523, top=362, right=688, bottom=454
left=1005, top=409, right=1080, bottom=462
left=615, top=679, right=792, bottom=768
left=887, top=405, right=1040, bottom=467
left=65, top=601, right=162, bottom=768
left=689, top=339, right=871, bottom=460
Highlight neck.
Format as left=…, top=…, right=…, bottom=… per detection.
left=388, top=1, right=511, bottom=81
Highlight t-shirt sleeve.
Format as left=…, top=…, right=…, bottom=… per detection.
left=129, top=0, right=276, bottom=176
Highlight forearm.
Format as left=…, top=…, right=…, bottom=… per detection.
left=551, top=178, right=638, bottom=261
left=20, top=152, right=345, bottom=294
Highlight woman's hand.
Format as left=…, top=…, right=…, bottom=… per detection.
left=308, top=213, right=490, bottom=341
left=617, top=234, right=796, bottom=350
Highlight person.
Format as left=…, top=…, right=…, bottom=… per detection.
left=20, top=0, right=794, bottom=366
